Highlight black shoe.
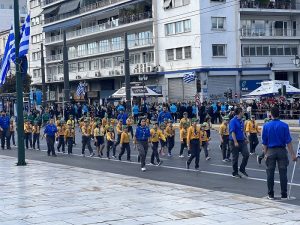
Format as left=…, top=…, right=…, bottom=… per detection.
left=257, top=155, right=262, bottom=165
left=267, top=195, right=275, bottom=200
left=186, top=161, right=190, bottom=169
left=281, top=194, right=288, bottom=200
left=52, top=154, right=57, bottom=157
left=232, top=173, right=242, bottom=178
left=240, top=170, right=249, bottom=177
left=157, top=160, right=163, bottom=166
left=118, top=156, right=121, bottom=161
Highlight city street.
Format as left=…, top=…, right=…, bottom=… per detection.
left=1, top=126, right=300, bottom=206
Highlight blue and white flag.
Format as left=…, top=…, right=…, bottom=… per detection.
left=183, top=72, right=196, bottom=83
left=76, top=82, right=85, bottom=97
left=0, top=27, right=15, bottom=85
left=19, top=14, right=30, bottom=57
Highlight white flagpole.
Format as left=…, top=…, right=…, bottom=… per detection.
left=288, top=138, right=300, bottom=199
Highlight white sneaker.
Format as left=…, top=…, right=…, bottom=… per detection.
left=206, top=157, right=211, bottom=161
left=188, top=154, right=191, bottom=157
left=141, top=167, right=146, bottom=172
left=179, top=155, right=184, bottom=158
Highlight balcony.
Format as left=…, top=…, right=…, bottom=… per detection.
left=46, top=54, right=62, bottom=62
left=240, top=0, right=297, bottom=10
left=45, top=12, right=152, bottom=44
left=41, top=0, right=63, bottom=7
left=44, top=0, right=126, bottom=24
left=240, top=28, right=298, bottom=38
left=46, top=38, right=154, bottom=63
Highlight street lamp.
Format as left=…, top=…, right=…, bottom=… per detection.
left=138, top=74, right=148, bottom=103
left=292, top=55, right=300, bottom=67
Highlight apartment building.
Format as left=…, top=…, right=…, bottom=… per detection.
left=28, top=0, right=300, bottom=102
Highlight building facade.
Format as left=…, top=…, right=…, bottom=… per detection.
left=28, top=0, right=300, bottom=103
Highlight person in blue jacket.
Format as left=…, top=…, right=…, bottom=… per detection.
left=43, top=118, right=58, bottom=156
left=117, top=109, right=128, bottom=125
left=132, top=104, right=139, bottom=123
left=170, top=103, right=177, bottom=122
left=0, top=111, right=10, bottom=150
left=157, top=106, right=172, bottom=125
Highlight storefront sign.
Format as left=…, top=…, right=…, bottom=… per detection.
left=87, top=91, right=99, bottom=98
left=240, top=80, right=264, bottom=91
left=132, top=87, right=147, bottom=94
left=148, top=85, right=162, bottom=95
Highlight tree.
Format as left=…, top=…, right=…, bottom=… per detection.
left=0, top=73, right=31, bottom=94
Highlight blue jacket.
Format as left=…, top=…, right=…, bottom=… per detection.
left=0, top=116, right=10, bottom=129
left=135, top=125, right=150, bottom=141
left=117, top=105, right=125, bottom=112
left=44, top=124, right=58, bottom=137
left=117, top=112, right=128, bottom=125
left=157, top=111, right=173, bottom=124
left=132, top=105, right=139, bottom=115
left=170, top=104, right=177, bottom=113
left=229, top=116, right=245, bottom=141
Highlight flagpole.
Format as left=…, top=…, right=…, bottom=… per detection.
left=14, top=0, right=26, bottom=166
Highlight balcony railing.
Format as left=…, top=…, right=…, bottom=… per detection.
left=240, top=28, right=297, bottom=37
left=46, top=38, right=153, bottom=63
left=41, top=0, right=62, bottom=6
left=240, top=0, right=297, bottom=10
left=45, top=12, right=152, bottom=44
left=46, top=54, right=62, bottom=62
left=44, top=0, right=125, bottom=24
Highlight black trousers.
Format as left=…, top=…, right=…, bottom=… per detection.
left=106, top=140, right=114, bottom=158
left=167, top=136, right=175, bottom=154
left=128, top=126, right=134, bottom=138
left=265, top=148, right=289, bottom=197
left=82, top=136, right=93, bottom=154
left=221, top=135, right=230, bottom=160
left=33, top=133, right=40, bottom=149
left=46, top=136, right=55, bottom=155
left=24, top=133, right=32, bottom=149
left=57, top=135, right=65, bottom=152
left=10, top=131, right=15, bottom=146
left=66, top=137, right=73, bottom=154
left=230, top=140, right=249, bottom=175
left=180, top=138, right=187, bottom=156
left=249, top=133, right=259, bottom=153
left=114, top=134, right=121, bottom=154
left=1, top=129, right=10, bottom=149
left=151, top=142, right=161, bottom=164
left=187, top=139, right=200, bottom=169
left=119, top=143, right=131, bottom=160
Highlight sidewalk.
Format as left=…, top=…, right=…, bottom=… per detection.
left=0, top=155, right=299, bottom=225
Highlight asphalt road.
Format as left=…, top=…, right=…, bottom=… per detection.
left=1, top=127, right=300, bottom=206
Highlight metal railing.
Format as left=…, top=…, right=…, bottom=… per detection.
left=46, top=38, right=153, bottom=62
left=41, top=0, right=62, bottom=6
left=44, top=0, right=125, bottom=24
left=45, top=11, right=152, bottom=44
left=240, top=0, right=297, bottom=10
left=240, top=28, right=297, bottom=37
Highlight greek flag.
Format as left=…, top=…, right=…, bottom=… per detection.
left=0, top=27, right=15, bottom=85
left=19, top=14, right=30, bottom=57
left=76, top=82, right=85, bottom=97
left=183, top=72, right=196, bottom=83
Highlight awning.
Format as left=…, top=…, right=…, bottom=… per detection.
left=43, top=18, right=81, bottom=32
left=42, top=5, right=60, bottom=15
left=112, top=86, right=161, bottom=98
left=58, top=0, right=80, bottom=15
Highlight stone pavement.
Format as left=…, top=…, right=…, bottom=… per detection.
left=0, top=156, right=299, bottom=225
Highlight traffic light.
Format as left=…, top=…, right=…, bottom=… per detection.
left=278, top=88, right=282, bottom=96
left=228, top=89, right=233, bottom=99
left=224, top=91, right=228, bottom=98
left=282, top=85, right=286, bottom=96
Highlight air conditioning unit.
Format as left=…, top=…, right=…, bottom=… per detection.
left=76, top=75, right=81, bottom=79
left=109, top=70, right=114, bottom=76
left=95, top=71, right=101, bottom=77
left=59, top=77, right=64, bottom=81
left=115, top=70, right=121, bottom=75
left=53, top=75, right=58, bottom=81
left=134, top=65, right=139, bottom=74
left=120, top=65, right=124, bottom=74
left=139, top=64, right=144, bottom=73
left=147, top=63, right=154, bottom=73
left=47, top=78, right=51, bottom=82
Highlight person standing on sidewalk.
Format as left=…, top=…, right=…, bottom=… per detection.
left=246, top=115, right=260, bottom=155
left=135, top=118, right=151, bottom=172
left=43, top=119, right=58, bottom=157
left=186, top=119, right=201, bottom=170
left=0, top=111, right=10, bottom=150
left=219, top=116, right=231, bottom=162
left=229, top=107, right=249, bottom=178
left=262, top=107, right=297, bottom=200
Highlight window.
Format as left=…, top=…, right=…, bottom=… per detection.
left=130, top=53, right=141, bottom=64
left=32, top=51, right=41, bottom=61
left=164, top=0, right=190, bottom=9
left=78, top=62, right=88, bottom=72
left=241, top=44, right=298, bottom=56
left=99, top=40, right=110, bottom=53
left=69, top=63, right=77, bottom=72
left=143, top=51, right=154, bottom=63
left=87, top=42, right=97, bottom=55
left=31, top=34, right=42, bottom=44
left=176, top=48, right=183, bottom=60
left=78, top=44, right=87, bottom=56
left=33, top=69, right=41, bottom=78
left=165, top=19, right=191, bottom=36
left=166, top=49, right=174, bottom=61
left=111, top=37, right=122, bottom=51
left=68, top=46, right=76, bottom=58
left=89, top=60, right=99, bottom=70
left=211, top=17, right=225, bottom=30
left=113, top=56, right=124, bottom=67
left=100, top=58, right=112, bottom=68
left=212, top=44, right=226, bottom=57
left=184, top=46, right=192, bottom=59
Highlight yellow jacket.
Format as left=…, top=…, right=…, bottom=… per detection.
left=150, top=128, right=166, bottom=142
left=246, top=120, right=260, bottom=134
left=180, top=128, right=188, bottom=142
left=120, top=132, right=130, bottom=144
left=187, top=126, right=201, bottom=145
left=219, top=123, right=229, bottom=136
